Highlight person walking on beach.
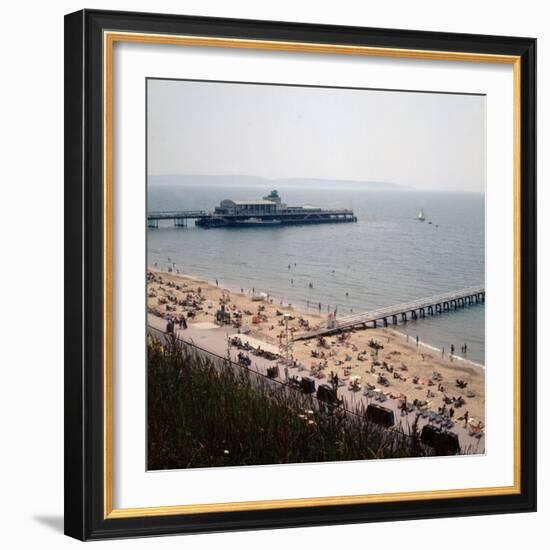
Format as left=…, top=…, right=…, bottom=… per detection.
left=441, top=346, right=445, bottom=357
left=415, top=335, right=419, bottom=347
left=450, top=344, right=455, bottom=356
left=463, top=342, right=468, bottom=355
left=215, top=279, right=218, bottom=286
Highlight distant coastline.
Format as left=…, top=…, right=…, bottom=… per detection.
left=148, top=174, right=412, bottom=191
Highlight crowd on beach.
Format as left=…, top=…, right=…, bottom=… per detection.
left=147, top=269, right=485, bottom=439
left=223, top=332, right=483, bottom=437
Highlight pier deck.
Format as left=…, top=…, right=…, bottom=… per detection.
left=147, top=211, right=207, bottom=228
left=295, top=286, right=485, bottom=341
left=148, top=208, right=356, bottom=228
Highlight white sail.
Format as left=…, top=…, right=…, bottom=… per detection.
left=417, top=208, right=425, bottom=221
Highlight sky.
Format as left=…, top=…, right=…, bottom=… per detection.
left=147, top=78, right=486, bottom=192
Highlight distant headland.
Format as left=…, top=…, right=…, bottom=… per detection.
left=148, top=174, right=413, bottom=191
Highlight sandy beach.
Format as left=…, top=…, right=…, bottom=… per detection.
left=147, top=268, right=485, bottom=446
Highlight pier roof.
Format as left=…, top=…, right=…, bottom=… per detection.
left=227, top=199, right=275, bottom=205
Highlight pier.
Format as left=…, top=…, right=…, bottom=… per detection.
left=147, top=208, right=356, bottom=228
left=147, top=190, right=356, bottom=228
left=195, top=208, right=356, bottom=227
left=147, top=210, right=207, bottom=228
left=295, top=286, right=485, bottom=340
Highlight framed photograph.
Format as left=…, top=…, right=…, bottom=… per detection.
left=64, top=9, right=536, bottom=540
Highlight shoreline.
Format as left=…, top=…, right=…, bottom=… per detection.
left=148, top=266, right=322, bottom=320
left=388, top=329, right=485, bottom=370
left=149, top=266, right=485, bottom=368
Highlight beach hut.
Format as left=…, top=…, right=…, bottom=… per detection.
left=366, top=403, right=395, bottom=427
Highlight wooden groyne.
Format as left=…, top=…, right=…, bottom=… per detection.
left=294, top=286, right=485, bottom=341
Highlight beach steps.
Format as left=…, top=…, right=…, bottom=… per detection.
left=294, top=286, right=485, bottom=341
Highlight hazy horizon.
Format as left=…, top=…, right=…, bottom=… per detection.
left=148, top=174, right=485, bottom=194
left=148, top=79, right=486, bottom=193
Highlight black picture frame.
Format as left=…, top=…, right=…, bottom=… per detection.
left=64, top=9, right=537, bottom=541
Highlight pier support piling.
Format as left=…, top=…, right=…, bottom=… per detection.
left=174, top=217, right=188, bottom=228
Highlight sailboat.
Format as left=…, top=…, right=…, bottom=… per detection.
left=417, top=208, right=426, bottom=221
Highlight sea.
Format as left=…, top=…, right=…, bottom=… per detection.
left=147, top=182, right=485, bottom=365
